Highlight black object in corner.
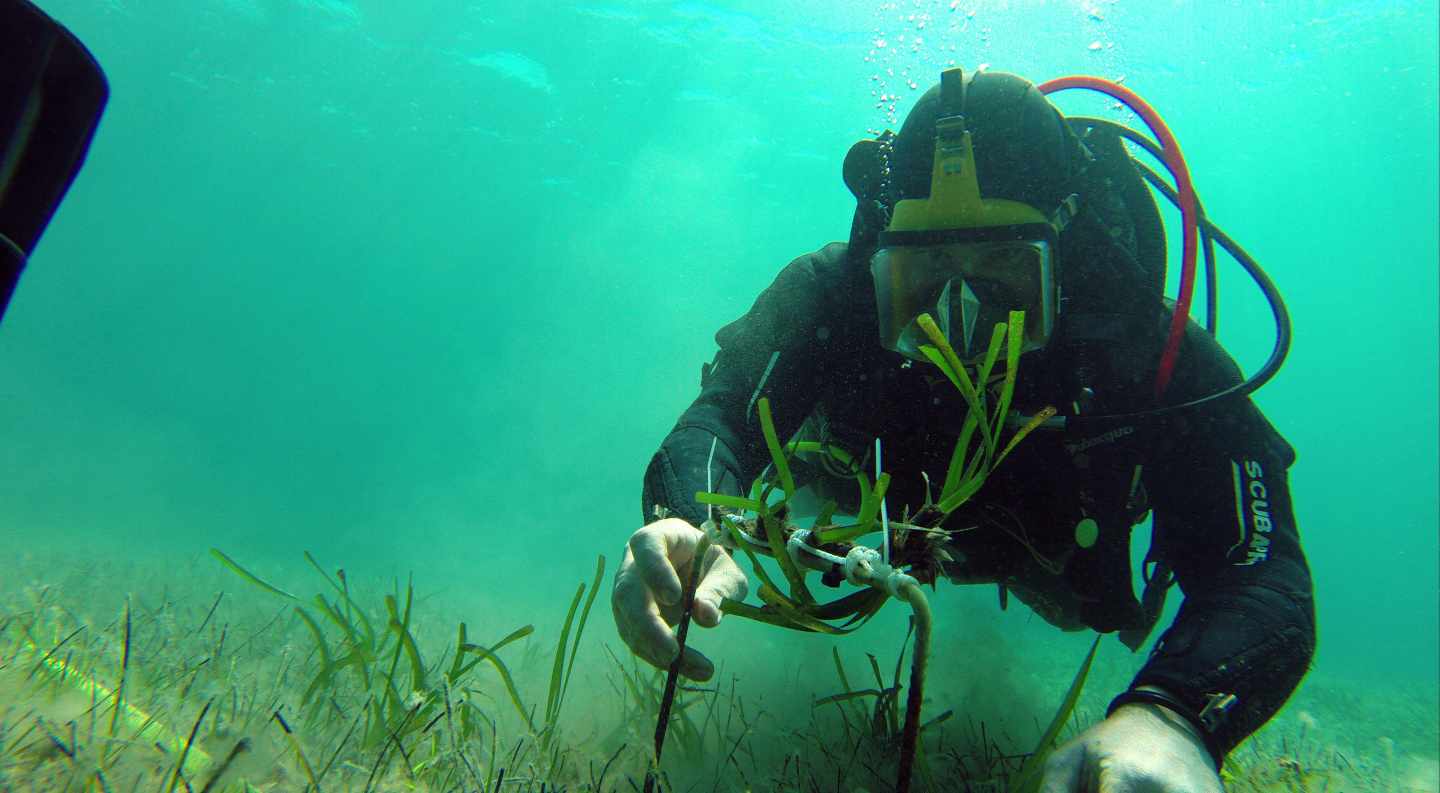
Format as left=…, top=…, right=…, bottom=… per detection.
left=0, top=0, right=109, bottom=322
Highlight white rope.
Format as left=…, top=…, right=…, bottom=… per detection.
left=720, top=515, right=768, bottom=552
left=785, top=528, right=847, bottom=568
left=785, top=529, right=811, bottom=569
left=843, top=545, right=917, bottom=599
left=877, top=438, right=891, bottom=564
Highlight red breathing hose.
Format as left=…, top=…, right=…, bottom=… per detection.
left=1038, top=76, right=1198, bottom=401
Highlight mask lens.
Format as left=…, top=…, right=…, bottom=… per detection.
left=871, top=238, right=1053, bottom=361
left=966, top=243, right=1042, bottom=302
left=871, top=246, right=955, bottom=354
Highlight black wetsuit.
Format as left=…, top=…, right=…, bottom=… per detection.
left=642, top=242, right=1314, bottom=763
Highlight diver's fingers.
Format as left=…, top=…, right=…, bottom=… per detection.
left=616, top=519, right=738, bottom=676
left=691, top=544, right=748, bottom=629
left=1036, top=740, right=1086, bottom=793
left=677, top=645, right=716, bottom=682
left=612, top=544, right=679, bottom=670
left=627, top=518, right=703, bottom=607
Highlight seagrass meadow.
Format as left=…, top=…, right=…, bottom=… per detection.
left=2, top=546, right=1436, bottom=792
left=2, top=0, right=1437, bottom=792
left=2, top=544, right=1024, bottom=792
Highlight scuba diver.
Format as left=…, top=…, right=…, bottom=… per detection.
left=612, top=68, right=1313, bottom=792
left=0, top=0, right=108, bottom=324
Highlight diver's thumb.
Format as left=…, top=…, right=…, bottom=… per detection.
left=691, top=548, right=747, bottom=628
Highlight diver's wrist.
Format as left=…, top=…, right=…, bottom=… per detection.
left=1113, top=686, right=1201, bottom=737
left=1107, top=685, right=1224, bottom=769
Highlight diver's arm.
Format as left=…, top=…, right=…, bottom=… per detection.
left=620, top=243, right=859, bottom=680
left=641, top=243, right=855, bottom=526
left=1126, top=387, right=1315, bottom=765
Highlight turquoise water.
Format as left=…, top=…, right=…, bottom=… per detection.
left=2, top=0, right=1436, bottom=787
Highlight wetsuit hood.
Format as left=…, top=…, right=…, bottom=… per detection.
left=846, top=70, right=1165, bottom=351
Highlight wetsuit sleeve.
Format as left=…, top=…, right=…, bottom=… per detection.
left=641, top=243, right=854, bottom=527
left=1131, top=324, right=1315, bottom=762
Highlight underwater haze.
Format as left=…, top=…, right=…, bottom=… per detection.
left=2, top=0, right=1437, bottom=791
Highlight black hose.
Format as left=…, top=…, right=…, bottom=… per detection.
left=1061, top=118, right=1292, bottom=426
left=1129, top=160, right=1292, bottom=400
left=1073, top=116, right=1220, bottom=334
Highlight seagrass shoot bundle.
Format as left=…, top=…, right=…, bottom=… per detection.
left=641, top=309, right=1100, bottom=792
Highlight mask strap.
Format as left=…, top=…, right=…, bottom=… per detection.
left=939, top=67, right=968, bottom=119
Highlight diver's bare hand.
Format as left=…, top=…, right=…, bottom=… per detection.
left=611, top=518, right=747, bottom=682
left=1039, top=689, right=1223, bottom=793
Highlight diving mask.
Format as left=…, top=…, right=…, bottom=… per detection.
left=868, top=67, right=1065, bottom=363
left=872, top=228, right=1056, bottom=361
